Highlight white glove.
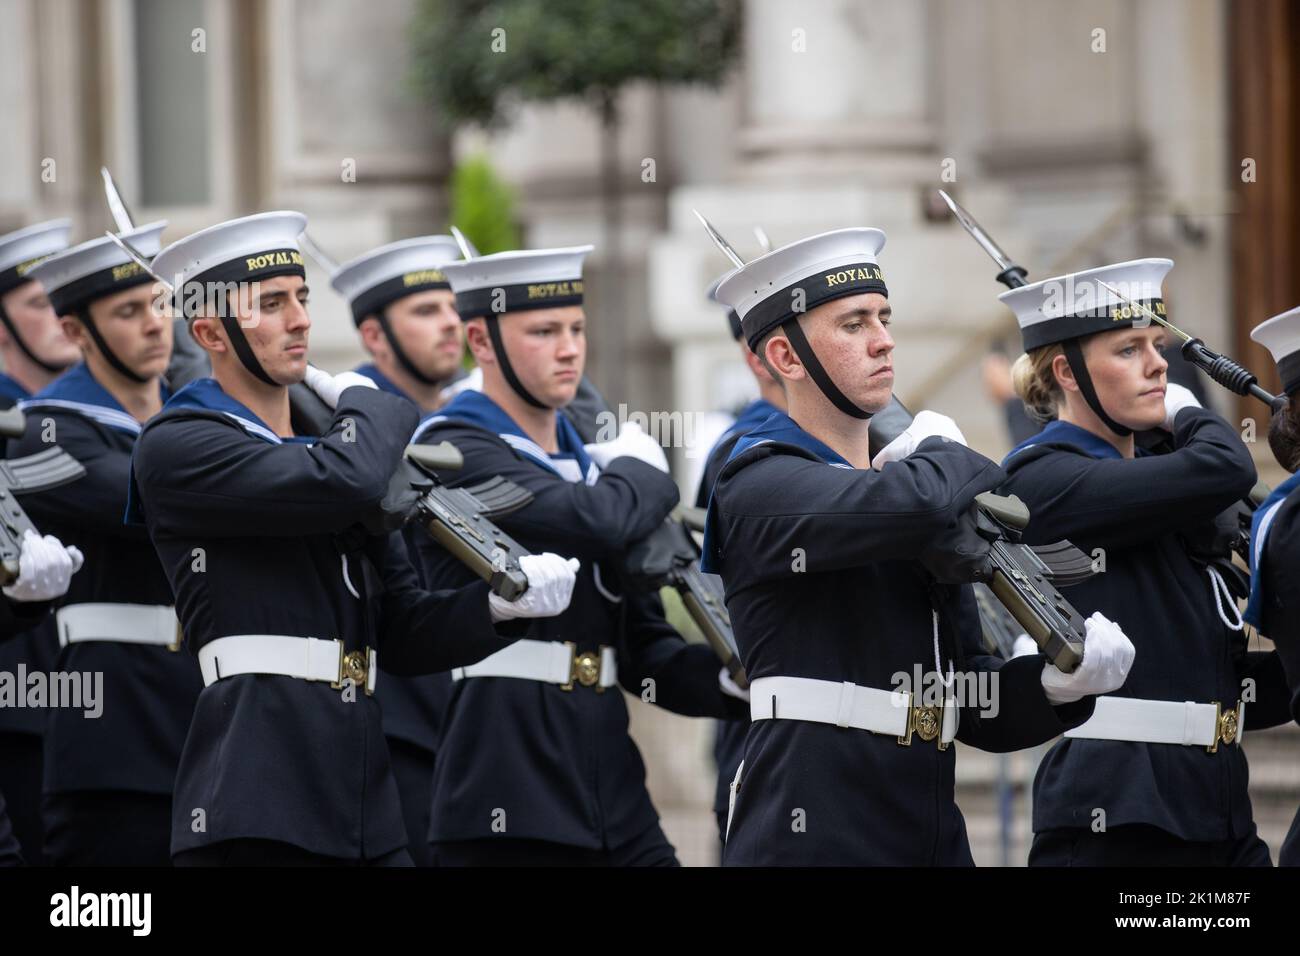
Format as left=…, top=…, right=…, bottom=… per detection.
left=3, top=530, right=84, bottom=603
left=488, top=554, right=580, bottom=622
left=1039, top=612, right=1136, bottom=705
left=583, top=421, right=669, bottom=473
left=302, top=365, right=378, bottom=410
left=1162, top=382, right=1201, bottom=431
left=719, top=667, right=750, bottom=702
left=871, top=410, right=968, bottom=470
left=1011, top=634, right=1039, bottom=659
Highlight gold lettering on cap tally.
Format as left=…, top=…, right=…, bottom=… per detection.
left=823, top=265, right=883, bottom=288
left=111, top=263, right=143, bottom=282
left=243, top=251, right=305, bottom=272
left=526, top=280, right=584, bottom=299
left=15, top=255, right=50, bottom=277
left=402, top=269, right=446, bottom=287
left=1110, top=299, right=1166, bottom=321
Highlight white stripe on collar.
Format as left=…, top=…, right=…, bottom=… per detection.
left=1254, top=497, right=1286, bottom=570
left=222, top=412, right=285, bottom=445
left=411, top=415, right=446, bottom=445
left=740, top=436, right=851, bottom=468
left=412, top=417, right=599, bottom=485
left=19, top=398, right=141, bottom=435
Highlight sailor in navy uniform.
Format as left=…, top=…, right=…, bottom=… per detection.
left=999, top=259, right=1291, bottom=866
left=692, top=272, right=786, bottom=848
left=0, top=529, right=85, bottom=865
left=703, top=227, right=1130, bottom=866
left=1246, top=305, right=1300, bottom=866
left=329, top=235, right=469, bottom=866
left=132, top=212, right=576, bottom=865
left=413, top=244, right=749, bottom=867
left=9, top=221, right=205, bottom=866
left=0, top=220, right=83, bottom=865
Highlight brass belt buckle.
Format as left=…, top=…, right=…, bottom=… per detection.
left=561, top=642, right=604, bottom=692
left=897, top=692, right=946, bottom=748
left=333, top=644, right=373, bottom=696
left=168, top=620, right=183, bottom=653
left=1209, top=701, right=1239, bottom=753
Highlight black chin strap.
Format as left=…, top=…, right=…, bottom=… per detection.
left=485, top=316, right=547, bottom=410
left=1062, top=337, right=1132, bottom=437
left=377, top=310, right=442, bottom=387
left=217, top=312, right=279, bottom=387
left=0, top=302, right=73, bottom=375
left=781, top=318, right=873, bottom=420
left=75, top=307, right=148, bottom=384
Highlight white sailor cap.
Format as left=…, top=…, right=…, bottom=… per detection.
left=0, top=219, right=73, bottom=296
left=714, top=228, right=888, bottom=351
left=1250, top=305, right=1300, bottom=397
left=706, top=270, right=743, bottom=341
left=28, top=221, right=168, bottom=316
left=999, top=258, right=1174, bottom=352
left=152, top=211, right=308, bottom=317
left=330, top=236, right=462, bottom=326
left=439, top=245, right=592, bottom=320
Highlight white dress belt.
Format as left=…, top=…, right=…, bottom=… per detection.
left=56, top=603, right=179, bottom=650
left=451, top=639, right=618, bottom=690
left=197, top=635, right=377, bottom=695
left=1064, top=695, right=1245, bottom=751
left=749, top=675, right=959, bottom=746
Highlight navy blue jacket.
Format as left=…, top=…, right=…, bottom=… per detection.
left=705, top=412, right=1093, bottom=865
left=130, top=379, right=521, bottom=859
left=1246, top=471, right=1300, bottom=864
left=692, top=398, right=779, bottom=838
left=413, top=391, right=746, bottom=849
left=11, top=364, right=202, bottom=797
left=1000, top=408, right=1289, bottom=843
left=351, top=363, right=454, bottom=759
left=0, top=378, right=58, bottom=739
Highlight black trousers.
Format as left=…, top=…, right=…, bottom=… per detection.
left=0, top=731, right=44, bottom=865
left=42, top=790, right=173, bottom=867
left=432, top=820, right=680, bottom=867
left=387, top=737, right=435, bottom=867
left=1030, top=823, right=1273, bottom=867
left=173, top=839, right=413, bottom=867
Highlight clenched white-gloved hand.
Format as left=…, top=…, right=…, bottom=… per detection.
left=1162, top=382, right=1202, bottom=432
left=871, top=410, right=968, bottom=470
left=583, top=420, right=669, bottom=473
left=3, top=529, right=84, bottom=603
left=488, top=553, right=580, bottom=622
left=1040, top=612, right=1135, bottom=704
left=302, top=365, right=378, bottom=410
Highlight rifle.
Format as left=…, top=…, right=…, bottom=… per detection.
left=0, top=407, right=89, bottom=584
left=868, top=397, right=1092, bottom=672
left=286, top=382, right=535, bottom=600
left=561, top=378, right=746, bottom=686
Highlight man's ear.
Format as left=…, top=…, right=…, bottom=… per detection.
left=58, top=315, right=88, bottom=352
left=189, top=315, right=227, bottom=354
left=766, top=331, right=802, bottom=382
left=357, top=316, right=383, bottom=354
left=464, top=318, right=495, bottom=366
left=1051, top=352, right=1079, bottom=394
